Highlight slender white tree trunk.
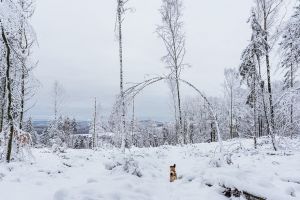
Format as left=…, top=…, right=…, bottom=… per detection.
left=92, top=98, right=97, bottom=149
left=117, top=0, right=126, bottom=153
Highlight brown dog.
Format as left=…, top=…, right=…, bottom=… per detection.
left=170, top=164, right=177, bottom=182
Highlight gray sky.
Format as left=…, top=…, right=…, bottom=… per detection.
left=29, top=0, right=289, bottom=121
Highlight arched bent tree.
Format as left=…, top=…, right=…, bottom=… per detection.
left=119, top=76, right=224, bottom=152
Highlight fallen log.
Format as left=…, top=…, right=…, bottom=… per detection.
left=205, top=183, right=266, bottom=200
left=222, top=187, right=266, bottom=200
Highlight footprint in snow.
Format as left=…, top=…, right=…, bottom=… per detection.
left=54, top=189, right=69, bottom=200
left=87, top=178, right=98, bottom=183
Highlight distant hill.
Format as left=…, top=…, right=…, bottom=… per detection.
left=33, top=120, right=90, bottom=135
left=32, top=120, right=164, bottom=135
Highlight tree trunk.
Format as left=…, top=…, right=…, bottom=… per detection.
left=2, top=26, right=15, bottom=163
left=230, top=87, right=233, bottom=139
left=211, top=122, right=215, bottom=142
left=259, top=116, right=262, bottom=137
left=54, top=88, right=57, bottom=120
left=19, top=16, right=28, bottom=130
left=175, top=72, right=184, bottom=144
left=253, top=73, right=257, bottom=149
left=290, top=63, right=294, bottom=125
left=265, top=53, right=275, bottom=130
left=0, top=77, right=6, bottom=132
left=117, top=0, right=126, bottom=153
left=263, top=12, right=275, bottom=131
left=92, top=97, right=97, bottom=149
left=19, top=66, right=25, bottom=129
left=255, top=43, right=269, bottom=137
left=131, top=98, right=135, bottom=145
left=265, top=55, right=277, bottom=151
left=290, top=63, right=294, bottom=138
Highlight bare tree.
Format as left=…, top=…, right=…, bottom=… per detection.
left=0, top=0, right=38, bottom=162
left=224, top=68, right=240, bottom=139
left=157, top=0, right=187, bottom=144
left=92, top=97, right=97, bottom=149
left=52, top=81, right=64, bottom=120
left=115, top=0, right=133, bottom=153
left=18, top=0, right=36, bottom=130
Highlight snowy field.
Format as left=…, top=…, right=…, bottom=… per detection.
left=0, top=137, right=300, bottom=200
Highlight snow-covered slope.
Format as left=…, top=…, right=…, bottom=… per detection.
left=0, top=137, right=299, bottom=200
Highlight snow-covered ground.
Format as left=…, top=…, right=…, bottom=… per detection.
left=0, top=137, right=300, bottom=200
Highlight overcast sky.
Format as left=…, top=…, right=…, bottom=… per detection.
left=28, top=0, right=293, bottom=121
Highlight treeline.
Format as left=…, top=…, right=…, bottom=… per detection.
left=111, top=0, right=300, bottom=151
left=70, top=0, right=300, bottom=150
left=1, top=0, right=300, bottom=160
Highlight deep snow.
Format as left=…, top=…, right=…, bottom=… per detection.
left=0, top=137, right=300, bottom=200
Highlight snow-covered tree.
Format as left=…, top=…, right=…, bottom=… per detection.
left=17, top=0, right=37, bottom=130
left=0, top=0, right=37, bottom=162
left=115, top=0, right=133, bottom=153
left=71, top=118, right=78, bottom=135
left=23, top=117, right=37, bottom=145
left=239, top=11, right=277, bottom=150
left=157, top=0, right=188, bottom=144
left=224, top=68, right=242, bottom=139
left=253, top=0, right=283, bottom=132
left=278, top=2, right=300, bottom=137
left=62, top=117, right=72, bottom=147
left=89, top=98, right=107, bottom=149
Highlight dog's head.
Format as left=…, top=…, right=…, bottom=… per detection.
left=170, top=164, right=176, bottom=172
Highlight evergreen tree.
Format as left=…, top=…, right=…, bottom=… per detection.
left=24, top=118, right=37, bottom=145
left=71, top=118, right=78, bottom=135
left=240, top=11, right=277, bottom=150
left=279, top=1, right=300, bottom=137
left=62, top=117, right=72, bottom=146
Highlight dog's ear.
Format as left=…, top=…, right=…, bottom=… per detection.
left=173, top=164, right=176, bottom=168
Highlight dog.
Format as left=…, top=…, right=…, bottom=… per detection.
left=170, top=164, right=177, bottom=182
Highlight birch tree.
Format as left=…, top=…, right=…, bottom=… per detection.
left=157, top=0, right=187, bottom=144
left=116, top=0, right=132, bottom=153
left=52, top=81, right=64, bottom=120
left=92, top=98, right=97, bottom=149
